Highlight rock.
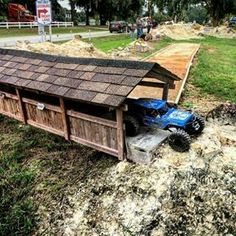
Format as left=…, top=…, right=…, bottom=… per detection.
left=192, top=124, right=222, bottom=159
left=219, top=125, right=236, bottom=145
left=116, top=161, right=129, bottom=173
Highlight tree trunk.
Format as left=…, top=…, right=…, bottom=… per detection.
left=85, top=4, right=90, bottom=26
left=99, top=14, right=106, bottom=25
left=70, top=0, right=77, bottom=26
left=212, top=17, right=220, bottom=27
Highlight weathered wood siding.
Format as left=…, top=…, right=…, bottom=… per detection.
left=0, top=92, right=22, bottom=121
left=68, top=110, right=118, bottom=157
left=0, top=89, right=124, bottom=160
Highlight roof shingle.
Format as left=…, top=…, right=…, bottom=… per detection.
left=0, top=48, right=180, bottom=107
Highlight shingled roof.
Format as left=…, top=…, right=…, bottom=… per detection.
left=0, top=48, right=180, bottom=107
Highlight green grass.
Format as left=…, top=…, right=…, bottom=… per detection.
left=0, top=26, right=106, bottom=38
left=0, top=116, right=83, bottom=235
left=84, top=34, right=173, bottom=56
left=187, top=37, right=236, bottom=103
left=0, top=119, right=37, bottom=235
left=84, top=34, right=132, bottom=53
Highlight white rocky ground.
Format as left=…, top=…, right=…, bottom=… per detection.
left=36, top=105, right=235, bottom=236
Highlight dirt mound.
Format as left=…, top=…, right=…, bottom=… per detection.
left=109, top=39, right=153, bottom=59
left=207, top=103, right=236, bottom=125
left=150, top=24, right=236, bottom=40
left=151, top=23, right=201, bottom=40
left=200, top=26, right=236, bottom=38
left=13, top=38, right=106, bottom=58
left=31, top=102, right=235, bottom=236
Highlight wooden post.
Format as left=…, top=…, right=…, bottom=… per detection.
left=116, top=108, right=125, bottom=161
left=15, top=88, right=26, bottom=124
left=60, top=97, right=70, bottom=140
left=162, top=83, right=169, bottom=101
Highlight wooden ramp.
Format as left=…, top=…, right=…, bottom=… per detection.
left=128, top=43, right=200, bottom=103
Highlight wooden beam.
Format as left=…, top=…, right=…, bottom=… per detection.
left=162, top=83, right=169, bottom=101
left=15, top=88, right=27, bottom=124
left=139, top=81, right=175, bottom=89
left=0, top=90, right=18, bottom=100
left=116, top=108, right=125, bottom=161
left=60, top=97, right=70, bottom=140
left=70, top=135, right=118, bottom=157
left=146, top=71, right=175, bottom=84
left=27, top=120, right=64, bottom=137
left=67, top=109, right=117, bottom=128
left=0, top=109, right=23, bottom=122
left=22, top=97, right=61, bottom=113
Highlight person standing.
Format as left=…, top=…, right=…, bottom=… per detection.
left=147, top=16, right=152, bottom=34
left=136, top=16, right=143, bottom=39
left=130, top=23, right=136, bottom=41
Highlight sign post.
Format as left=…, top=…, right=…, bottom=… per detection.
left=36, top=0, right=52, bottom=42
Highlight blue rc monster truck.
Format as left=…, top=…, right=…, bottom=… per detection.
left=124, top=99, right=205, bottom=152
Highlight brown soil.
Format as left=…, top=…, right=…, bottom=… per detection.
left=13, top=39, right=107, bottom=58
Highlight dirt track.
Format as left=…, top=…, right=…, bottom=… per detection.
left=129, top=43, right=200, bottom=103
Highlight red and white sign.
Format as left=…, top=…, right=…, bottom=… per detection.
left=36, top=0, right=51, bottom=25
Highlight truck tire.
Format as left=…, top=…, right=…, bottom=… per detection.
left=168, top=129, right=191, bottom=152
left=187, top=115, right=205, bottom=135
left=124, top=115, right=140, bottom=137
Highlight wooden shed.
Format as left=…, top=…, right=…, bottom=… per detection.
left=0, top=48, right=179, bottom=160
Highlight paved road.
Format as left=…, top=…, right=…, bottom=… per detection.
left=0, top=30, right=120, bottom=47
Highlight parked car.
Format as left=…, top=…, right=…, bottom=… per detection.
left=109, top=21, right=130, bottom=33
left=229, top=16, right=236, bottom=27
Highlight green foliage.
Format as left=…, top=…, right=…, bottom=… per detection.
left=184, top=5, right=209, bottom=24
left=0, top=0, right=9, bottom=17
left=153, top=0, right=236, bottom=25
left=74, top=0, right=145, bottom=25
left=153, top=12, right=171, bottom=23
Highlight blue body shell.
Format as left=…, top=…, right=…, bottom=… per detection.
left=132, top=99, right=195, bottom=129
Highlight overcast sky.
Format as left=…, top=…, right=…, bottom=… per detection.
left=58, top=0, right=71, bottom=10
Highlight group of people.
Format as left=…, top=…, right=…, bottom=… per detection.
left=130, top=16, right=154, bottom=40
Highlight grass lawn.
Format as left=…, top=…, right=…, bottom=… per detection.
left=0, top=117, right=85, bottom=235
left=84, top=34, right=132, bottom=53
left=0, top=26, right=106, bottom=38
left=188, top=37, right=236, bottom=103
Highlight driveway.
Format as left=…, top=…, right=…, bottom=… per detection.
left=0, top=30, right=121, bottom=47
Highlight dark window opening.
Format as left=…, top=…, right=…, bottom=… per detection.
left=65, top=99, right=116, bottom=121
left=0, top=84, right=17, bottom=95
left=21, top=90, right=60, bottom=106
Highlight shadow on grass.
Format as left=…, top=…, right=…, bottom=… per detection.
left=0, top=115, right=118, bottom=235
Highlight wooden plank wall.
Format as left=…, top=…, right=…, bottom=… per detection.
left=0, top=92, right=22, bottom=121
left=0, top=89, right=124, bottom=160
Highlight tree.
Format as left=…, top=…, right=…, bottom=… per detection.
left=69, top=0, right=77, bottom=24
left=184, top=4, right=208, bottom=24
left=154, top=0, right=236, bottom=26
left=0, top=0, right=9, bottom=19
left=201, top=0, right=236, bottom=26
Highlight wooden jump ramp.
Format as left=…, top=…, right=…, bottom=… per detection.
left=129, top=43, right=201, bottom=104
